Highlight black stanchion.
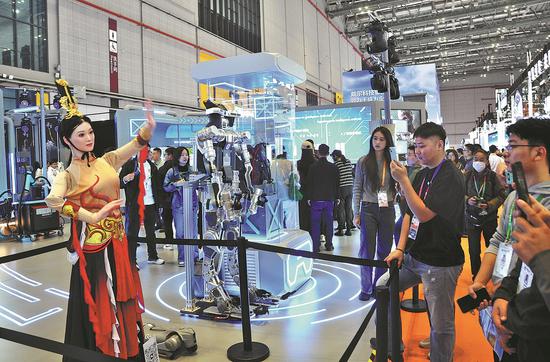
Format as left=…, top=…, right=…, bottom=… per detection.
left=375, top=286, right=389, bottom=362
left=400, top=285, right=427, bottom=313
left=389, top=260, right=403, bottom=362
left=340, top=301, right=377, bottom=361
left=226, top=237, right=270, bottom=362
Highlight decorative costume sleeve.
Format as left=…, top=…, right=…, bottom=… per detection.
left=103, top=127, right=152, bottom=171
left=44, top=171, right=97, bottom=224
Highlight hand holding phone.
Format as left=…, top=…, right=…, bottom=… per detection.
left=512, top=162, right=530, bottom=218
left=457, top=288, right=491, bottom=313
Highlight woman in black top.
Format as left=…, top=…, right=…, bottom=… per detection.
left=465, top=149, right=505, bottom=279
left=298, top=140, right=316, bottom=232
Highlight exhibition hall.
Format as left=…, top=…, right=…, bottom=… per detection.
left=0, top=1, right=549, bottom=361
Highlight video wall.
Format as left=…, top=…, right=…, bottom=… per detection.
left=291, top=105, right=372, bottom=162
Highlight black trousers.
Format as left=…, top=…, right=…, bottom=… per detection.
left=467, top=218, right=497, bottom=279
left=336, top=186, right=353, bottom=230
left=161, top=203, right=173, bottom=243
left=127, top=204, right=159, bottom=262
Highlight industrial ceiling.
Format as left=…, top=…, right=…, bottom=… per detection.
left=326, top=0, right=550, bottom=82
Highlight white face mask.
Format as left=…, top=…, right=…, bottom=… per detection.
left=472, top=161, right=486, bottom=173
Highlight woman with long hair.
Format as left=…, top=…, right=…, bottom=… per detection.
left=446, top=149, right=463, bottom=171
left=45, top=103, right=155, bottom=360
left=353, top=126, right=396, bottom=301
left=164, top=146, right=198, bottom=266
left=298, top=140, right=316, bottom=232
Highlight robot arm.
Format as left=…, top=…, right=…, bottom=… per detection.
left=234, top=142, right=253, bottom=193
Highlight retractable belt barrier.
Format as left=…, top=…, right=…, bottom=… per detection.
left=0, top=234, right=402, bottom=362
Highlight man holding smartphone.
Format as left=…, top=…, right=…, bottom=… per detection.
left=383, top=123, right=466, bottom=362
left=466, top=117, right=550, bottom=361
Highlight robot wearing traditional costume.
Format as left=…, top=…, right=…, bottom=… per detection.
left=45, top=79, right=152, bottom=360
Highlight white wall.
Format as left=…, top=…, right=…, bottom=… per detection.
left=440, top=85, right=499, bottom=145
left=0, top=0, right=361, bottom=112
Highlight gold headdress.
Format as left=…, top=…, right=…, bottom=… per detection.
left=55, top=79, right=83, bottom=119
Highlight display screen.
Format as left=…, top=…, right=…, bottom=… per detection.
left=292, top=105, right=371, bottom=162
left=488, top=131, right=498, bottom=145
left=380, top=109, right=422, bottom=133
left=149, top=123, right=205, bottom=147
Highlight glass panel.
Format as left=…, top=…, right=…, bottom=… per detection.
left=0, top=0, right=14, bottom=18
left=16, top=21, right=32, bottom=69
left=32, top=0, right=47, bottom=27
left=0, top=16, right=14, bottom=66
left=32, top=25, right=47, bottom=71
left=15, top=0, right=31, bottom=23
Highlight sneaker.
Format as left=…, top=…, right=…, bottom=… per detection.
left=178, top=261, right=185, bottom=267
left=419, top=336, right=430, bottom=349
left=334, top=230, right=344, bottom=236
left=163, top=244, right=173, bottom=250
left=147, top=258, right=165, bottom=265
left=136, top=263, right=140, bottom=271
left=345, top=229, right=352, bottom=236
left=358, top=292, right=371, bottom=301
left=350, top=225, right=357, bottom=230
left=325, top=244, right=334, bottom=251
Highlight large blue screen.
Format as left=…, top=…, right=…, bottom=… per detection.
left=292, top=105, right=371, bottom=163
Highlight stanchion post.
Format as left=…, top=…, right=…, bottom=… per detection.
left=227, top=237, right=270, bottom=362
left=375, top=285, right=389, bottom=362
left=389, top=260, right=402, bottom=362
left=400, top=285, right=427, bottom=313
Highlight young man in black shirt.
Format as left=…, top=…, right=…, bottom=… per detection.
left=382, top=123, right=465, bottom=362
left=306, top=144, right=340, bottom=252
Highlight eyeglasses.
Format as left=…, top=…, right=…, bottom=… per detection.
left=504, top=144, right=542, bottom=152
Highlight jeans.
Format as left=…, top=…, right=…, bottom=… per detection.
left=359, top=202, right=395, bottom=295
left=466, top=218, right=497, bottom=278
left=378, top=254, right=463, bottom=362
left=336, top=186, right=354, bottom=230
left=173, top=207, right=198, bottom=263
left=162, top=203, right=173, bottom=243
left=127, top=204, right=159, bottom=261
left=310, top=200, right=334, bottom=251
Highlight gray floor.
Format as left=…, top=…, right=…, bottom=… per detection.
left=0, top=225, right=378, bottom=361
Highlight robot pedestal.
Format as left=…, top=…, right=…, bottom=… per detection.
left=223, top=229, right=313, bottom=296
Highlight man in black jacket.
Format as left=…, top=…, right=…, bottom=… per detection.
left=306, top=144, right=340, bottom=252
left=120, top=145, right=165, bottom=265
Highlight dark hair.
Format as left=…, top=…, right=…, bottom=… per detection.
left=407, top=145, right=416, bottom=152
left=506, top=117, right=550, bottom=169
left=58, top=115, right=93, bottom=166
left=464, top=144, right=475, bottom=153
left=173, top=146, right=190, bottom=172
left=32, top=161, right=41, bottom=173
left=474, top=148, right=489, bottom=160
left=362, top=126, right=396, bottom=194
left=446, top=149, right=459, bottom=164
left=457, top=148, right=464, bottom=154
left=306, top=139, right=315, bottom=148
left=153, top=147, right=161, bottom=153
left=165, top=147, right=175, bottom=157
left=489, top=145, right=498, bottom=153
left=413, top=122, right=446, bottom=142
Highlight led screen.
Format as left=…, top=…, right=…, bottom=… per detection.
left=292, top=105, right=371, bottom=163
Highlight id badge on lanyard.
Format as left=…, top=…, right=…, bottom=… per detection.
left=493, top=243, right=514, bottom=280
left=377, top=191, right=389, bottom=207
left=408, top=215, right=420, bottom=240
left=517, top=263, right=534, bottom=293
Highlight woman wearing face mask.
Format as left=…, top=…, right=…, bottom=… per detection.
left=464, top=149, right=506, bottom=279
left=164, top=147, right=198, bottom=266
left=353, top=126, right=397, bottom=301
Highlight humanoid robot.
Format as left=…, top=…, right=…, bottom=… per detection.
left=194, top=100, right=277, bottom=318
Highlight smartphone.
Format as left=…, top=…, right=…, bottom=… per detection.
left=389, top=146, right=398, bottom=162
left=512, top=161, right=530, bottom=217
left=457, top=288, right=491, bottom=313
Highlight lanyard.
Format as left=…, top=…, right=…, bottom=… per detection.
left=380, top=161, right=387, bottom=188
left=474, top=175, right=486, bottom=198
left=418, top=159, right=446, bottom=200
left=505, top=194, right=544, bottom=241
